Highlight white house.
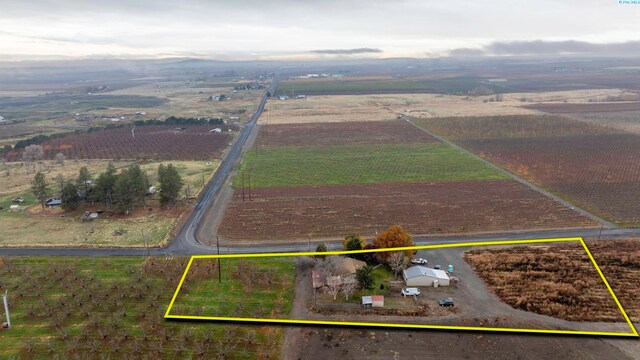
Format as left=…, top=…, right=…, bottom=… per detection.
left=403, top=266, right=450, bottom=287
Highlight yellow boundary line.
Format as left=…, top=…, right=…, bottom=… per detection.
left=164, top=237, right=638, bottom=337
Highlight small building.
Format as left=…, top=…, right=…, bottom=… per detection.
left=209, top=128, right=222, bottom=134
left=9, top=205, right=21, bottom=212
left=362, top=295, right=384, bottom=308
left=46, top=199, right=62, bottom=207
left=403, top=266, right=450, bottom=287
left=278, top=95, right=289, bottom=100
left=311, top=270, right=324, bottom=289
left=296, top=95, right=307, bottom=100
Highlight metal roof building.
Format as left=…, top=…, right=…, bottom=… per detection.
left=402, top=266, right=450, bottom=287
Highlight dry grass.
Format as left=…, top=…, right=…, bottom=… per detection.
left=465, top=241, right=640, bottom=322
left=262, top=89, right=635, bottom=125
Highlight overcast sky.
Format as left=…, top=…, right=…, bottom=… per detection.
left=1, top=0, right=640, bottom=60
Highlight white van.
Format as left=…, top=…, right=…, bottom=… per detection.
left=401, top=288, right=421, bottom=297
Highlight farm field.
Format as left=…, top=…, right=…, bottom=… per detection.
left=0, top=257, right=284, bottom=359
left=218, top=180, right=595, bottom=241
left=240, top=142, right=508, bottom=188
left=464, top=239, right=640, bottom=323
left=414, top=115, right=640, bottom=226
left=256, top=121, right=436, bottom=147
left=263, top=89, right=634, bottom=125
left=523, top=102, right=640, bottom=114
left=4, top=125, right=235, bottom=162
left=566, top=111, right=640, bottom=134
left=0, top=160, right=219, bottom=247
left=169, top=257, right=295, bottom=319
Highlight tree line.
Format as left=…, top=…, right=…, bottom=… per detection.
left=31, top=163, right=184, bottom=214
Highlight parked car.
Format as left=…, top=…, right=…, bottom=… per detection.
left=12, top=197, right=24, bottom=203
left=438, top=298, right=454, bottom=307
left=433, top=265, right=442, bottom=270
left=411, top=258, right=428, bottom=265
left=401, top=288, right=421, bottom=297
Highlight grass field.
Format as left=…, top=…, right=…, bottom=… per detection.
left=0, top=160, right=219, bottom=247
left=0, top=257, right=285, bottom=359
left=169, top=257, right=295, bottom=319
left=238, top=143, right=508, bottom=188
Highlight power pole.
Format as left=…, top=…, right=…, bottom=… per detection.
left=2, top=290, right=10, bottom=328
left=216, top=236, right=222, bottom=284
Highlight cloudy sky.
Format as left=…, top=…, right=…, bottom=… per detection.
left=1, top=0, right=640, bottom=60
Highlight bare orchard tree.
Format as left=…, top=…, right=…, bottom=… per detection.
left=55, top=152, right=65, bottom=165
left=22, top=144, right=44, bottom=173
left=325, top=274, right=342, bottom=301
left=341, top=274, right=357, bottom=300
left=388, top=251, right=409, bottom=278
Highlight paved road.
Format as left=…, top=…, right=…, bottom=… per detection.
left=2, top=227, right=638, bottom=256
left=163, top=80, right=278, bottom=255
left=405, top=119, right=617, bottom=229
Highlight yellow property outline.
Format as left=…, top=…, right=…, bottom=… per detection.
left=164, top=237, right=638, bottom=337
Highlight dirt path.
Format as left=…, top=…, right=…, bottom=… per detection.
left=281, top=259, right=314, bottom=360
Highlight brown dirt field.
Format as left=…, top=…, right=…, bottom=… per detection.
left=465, top=239, right=640, bottom=323
left=257, top=120, right=437, bottom=147
left=523, top=102, right=640, bottom=114
left=567, top=111, right=640, bottom=134
left=460, top=133, right=640, bottom=225
left=290, top=324, right=633, bottom=360
left=465, top=242, right=625, bottom=322
left=218, top=180, right=596, bottom=241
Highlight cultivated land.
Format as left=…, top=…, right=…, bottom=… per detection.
left=262, top=89, right=634, bottom=125
left=0, top=257, right=284, bottom=359
left=5, top=125, right=235, bottom=162
left=169, top=257, right=295, bottom=319
left=465, top=240, right=640, bottom=323
left=219, top=180, right=595, bottom=241
left=217, top=119, right=596, bottom=242
left=414, top=115, right=640, bottom=226
left=566, top=110, right=640, bottom=134
left=0, top=160, right=219, bottom=247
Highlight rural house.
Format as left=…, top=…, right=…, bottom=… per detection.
left=403, top=266, right=450, bottom=287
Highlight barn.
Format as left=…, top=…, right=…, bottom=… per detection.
left=403, top=266, right=450, bottom=287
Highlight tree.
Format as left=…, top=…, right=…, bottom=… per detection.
left=341, top=275, right=357, bottom=300
left=314, top=243, right=327, bottom=259
left=55, top=152, right=65, bottom=165
left=61, top=181, right=80, bottom=211
left=113, top=170, right=135, bottom=214
left=372, top=225, right=415, bottom=262
left=343, top=234, right=366, bottom=250
left=158, top=164, right=184, bottom=208
left=325, top=274, right=341, bottom=301
left=355, top=265, right=375, bottom=290
left=31, top=172, right=48, bottom=209
left=76, top=166, right=92, bottom=201
left=93, top=163, right=117, bottom=209
left=127, top=165, right=148, bottom=206
left=387, top=252, right=409, bottom=278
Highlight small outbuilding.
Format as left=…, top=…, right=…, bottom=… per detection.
left=403, top=266, right=450, bottom=287
left=311, top=270, right=324, bottom=289
left=362, top=295, right=384, bottom=308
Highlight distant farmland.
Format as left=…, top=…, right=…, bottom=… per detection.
left=414, top=115, right=640, bottom=225
left=6, top=125, right=234, bottom=161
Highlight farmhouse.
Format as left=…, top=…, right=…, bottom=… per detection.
left=403, top=266, right=450, bottom=287
left=334, top=257, right=366, bottom=276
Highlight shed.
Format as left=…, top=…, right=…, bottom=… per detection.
left=362, top=296, right=372, bottom=308
left=403, top=266, right=450, bottom=287
left=371, top=295, right=384, bottom=308
left=209, top=128, right=222, bottom=133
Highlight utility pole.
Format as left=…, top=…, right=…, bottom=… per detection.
left=2, top=290, right=10, bottom=328
left=216, top=236, right=222, bottom=284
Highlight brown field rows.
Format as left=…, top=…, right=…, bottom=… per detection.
left=524, top=102, right=640, bottom=113
left=218, top=180, right=596, bottom=241
left=6, top=125, right=234, bottom=161
left=465, top=239, right=640, bottom=322
left=460, top=134, right=640, bottom=225
left=258, top=120, right=436, bottom=147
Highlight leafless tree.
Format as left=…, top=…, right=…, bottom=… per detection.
left=388, top=251, right=409, bottom=277
left=55, top=152, right=65, bottom=165
left=341, top=274, right=357, bottom=300
left=326, top=274, right=342, bottom=300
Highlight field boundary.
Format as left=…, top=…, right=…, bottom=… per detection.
left=164, top=237, right=638, bottom=337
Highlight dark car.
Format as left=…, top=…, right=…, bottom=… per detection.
left=438, top=298, right=454, bottom=307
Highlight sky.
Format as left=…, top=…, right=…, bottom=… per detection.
left=1, top=0, right=640, bottom=60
